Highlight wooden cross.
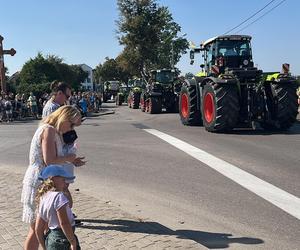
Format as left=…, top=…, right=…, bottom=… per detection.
left=0, top=35, right=16, bottom=93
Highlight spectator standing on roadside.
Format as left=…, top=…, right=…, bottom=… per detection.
left=21, top=94, right=28, bottom=118
left=21, top=105, right=85, bottom=250
left=35, top=165, right=81, bottom=250
left=14, top=94, right=22, bottom=120
left=42, top=81, right=71, bottom=118
left=28, top=92, right=38, bottom=119
left=0, top=96, right=4, bottom=122
left=4, top=95, right=13, bottom=122
left=78, top=95, right=88, bottom=117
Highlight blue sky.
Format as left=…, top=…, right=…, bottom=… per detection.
left=1, top=0, right=300, bottom=76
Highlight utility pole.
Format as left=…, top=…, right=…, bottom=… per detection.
left=0, top=35, right=16, bottom=93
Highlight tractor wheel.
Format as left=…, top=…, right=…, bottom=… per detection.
left=132, top=92, right=140, bottom=109
left=273, top=83, right=298, bottom=129
left=103, top=95, right=107, bottom=103
left=116, top=96, right=124, bottom=106
left=179, top=85, right=202, bottom=125
left=201, top=82, right=239, bottom=132
left=147, top=97, right=162, bottom=114
left=140, top=94, right=146, bottom=112
left=120, top=95, right=125, bottom=105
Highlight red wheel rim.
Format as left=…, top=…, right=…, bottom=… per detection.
left=145, top=100, right=149, bottom=112
left=204, top=93, right=215, bottom=123
left=181, top=93, right=189, bottom=118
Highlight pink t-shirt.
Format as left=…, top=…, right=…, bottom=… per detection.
left=38, top=191, right=75, bottom=229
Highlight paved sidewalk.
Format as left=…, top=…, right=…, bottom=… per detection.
left=0, top=169, right=204, bottom=250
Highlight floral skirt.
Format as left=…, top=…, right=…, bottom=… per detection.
left=21, top=165, right=44, bottom=223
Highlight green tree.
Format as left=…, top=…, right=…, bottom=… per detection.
left=116, top=0, right=188, bottom=75
left=99, top=57, right=122, bottom=81
left=17, top=53, right=87, bottom=96
left=93, top=63, right=103, bottom=84
left=19, top=52, right=58, bottom=85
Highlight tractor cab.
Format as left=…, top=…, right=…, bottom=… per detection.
left=150, top=69, right=177, bottom=84
left=191, top=35, right=257, bottom=77
left=133, top=78, right=146, bottom=88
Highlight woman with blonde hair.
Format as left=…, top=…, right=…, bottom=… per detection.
left=21, top=105, right=85, bottom=250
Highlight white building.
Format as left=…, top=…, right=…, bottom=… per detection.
left=80, top=64, right=94, bottom=91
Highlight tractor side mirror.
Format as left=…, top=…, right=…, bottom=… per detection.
left=190, top=51, right=195, bottom=60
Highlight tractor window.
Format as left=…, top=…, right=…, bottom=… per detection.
left=207, top=45, right=213, bottom=62
left=156, top=72, right=175, bottom=83
left=217, top=40, right=252, bottom=57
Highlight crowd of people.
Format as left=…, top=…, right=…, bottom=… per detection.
left=0, top=89, right=102, bottom=123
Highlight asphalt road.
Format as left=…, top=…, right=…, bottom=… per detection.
left=0, top=104, right=299, bottom=249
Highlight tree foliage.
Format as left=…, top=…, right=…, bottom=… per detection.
left=93, top=57, right=130, bottom=83
left=17, top=53, right=87, bottom=96
left=116, top=0, right=188, bottom=75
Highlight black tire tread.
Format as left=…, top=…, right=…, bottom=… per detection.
left=179, top=85, right=202, bottom=126
left=203, top=82, right=239, bottom=132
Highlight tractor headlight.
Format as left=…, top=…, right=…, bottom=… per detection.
left=243, top=60, right=249, bottom=66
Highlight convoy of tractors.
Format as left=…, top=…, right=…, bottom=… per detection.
left=102, top=35, right=299, bottom=133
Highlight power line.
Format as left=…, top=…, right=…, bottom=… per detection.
left=223, top=0, right=277, bottom=35
left=236, top=0, right=287, bottom=33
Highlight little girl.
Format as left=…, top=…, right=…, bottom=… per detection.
left=35, top=165, right=81, bottom=250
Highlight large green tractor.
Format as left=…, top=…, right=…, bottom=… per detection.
left=179, top=35, right=298, bottom=132
left=116, top=85, right=130, bottom=106
left=140, top=69, right=182, bottom=113
left=102, top=81, right=120, bottom=103
left=127, top=78, right=145, bottom=109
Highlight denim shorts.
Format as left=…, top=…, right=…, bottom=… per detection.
left=45, top=228, right=81, bottom=250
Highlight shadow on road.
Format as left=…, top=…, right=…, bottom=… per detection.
left=225, top=120, right=300, bottom=136
left=78, top=219, right=264, bottom=249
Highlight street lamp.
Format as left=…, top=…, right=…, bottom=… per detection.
left=170, top=33, right=186, bottom=69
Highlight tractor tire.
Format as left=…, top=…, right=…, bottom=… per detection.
left=132, top=92, right=140, bottom=109
left=147, top=97, right=162, bottom=114
left=201, top=82, right=239, bottom=132
left=179, top=85, right=202, bottom=125
left=103, top=95, right=107, bottom=103
left=117, top=96, right=123, bottom=106
left=140, top=93, right=146, bottom=112
left=273, top=83, right=298, bottom=129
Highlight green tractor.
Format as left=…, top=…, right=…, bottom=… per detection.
left=140, top=69, right=182, bottom=113
left=179, top=35, right=298, bottom=132
left=127, top=78, right=145, bottom=109
left=102, top=81, right=120, bottom=103
left=116, top=85, right=130, bottom=106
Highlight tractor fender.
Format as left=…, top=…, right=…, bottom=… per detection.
left=183, top=78, right=197, bottom=87
left=200, top=76, right=238, bottom=87
left=148, top=92, right=162, bottom=97
left=265, top=73, right=297, bottom=85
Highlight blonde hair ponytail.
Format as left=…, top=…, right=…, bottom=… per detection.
left=35, top=178, right=56, bottom=208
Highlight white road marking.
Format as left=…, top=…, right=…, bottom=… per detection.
left=143, top=128, right=300, bottom=220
